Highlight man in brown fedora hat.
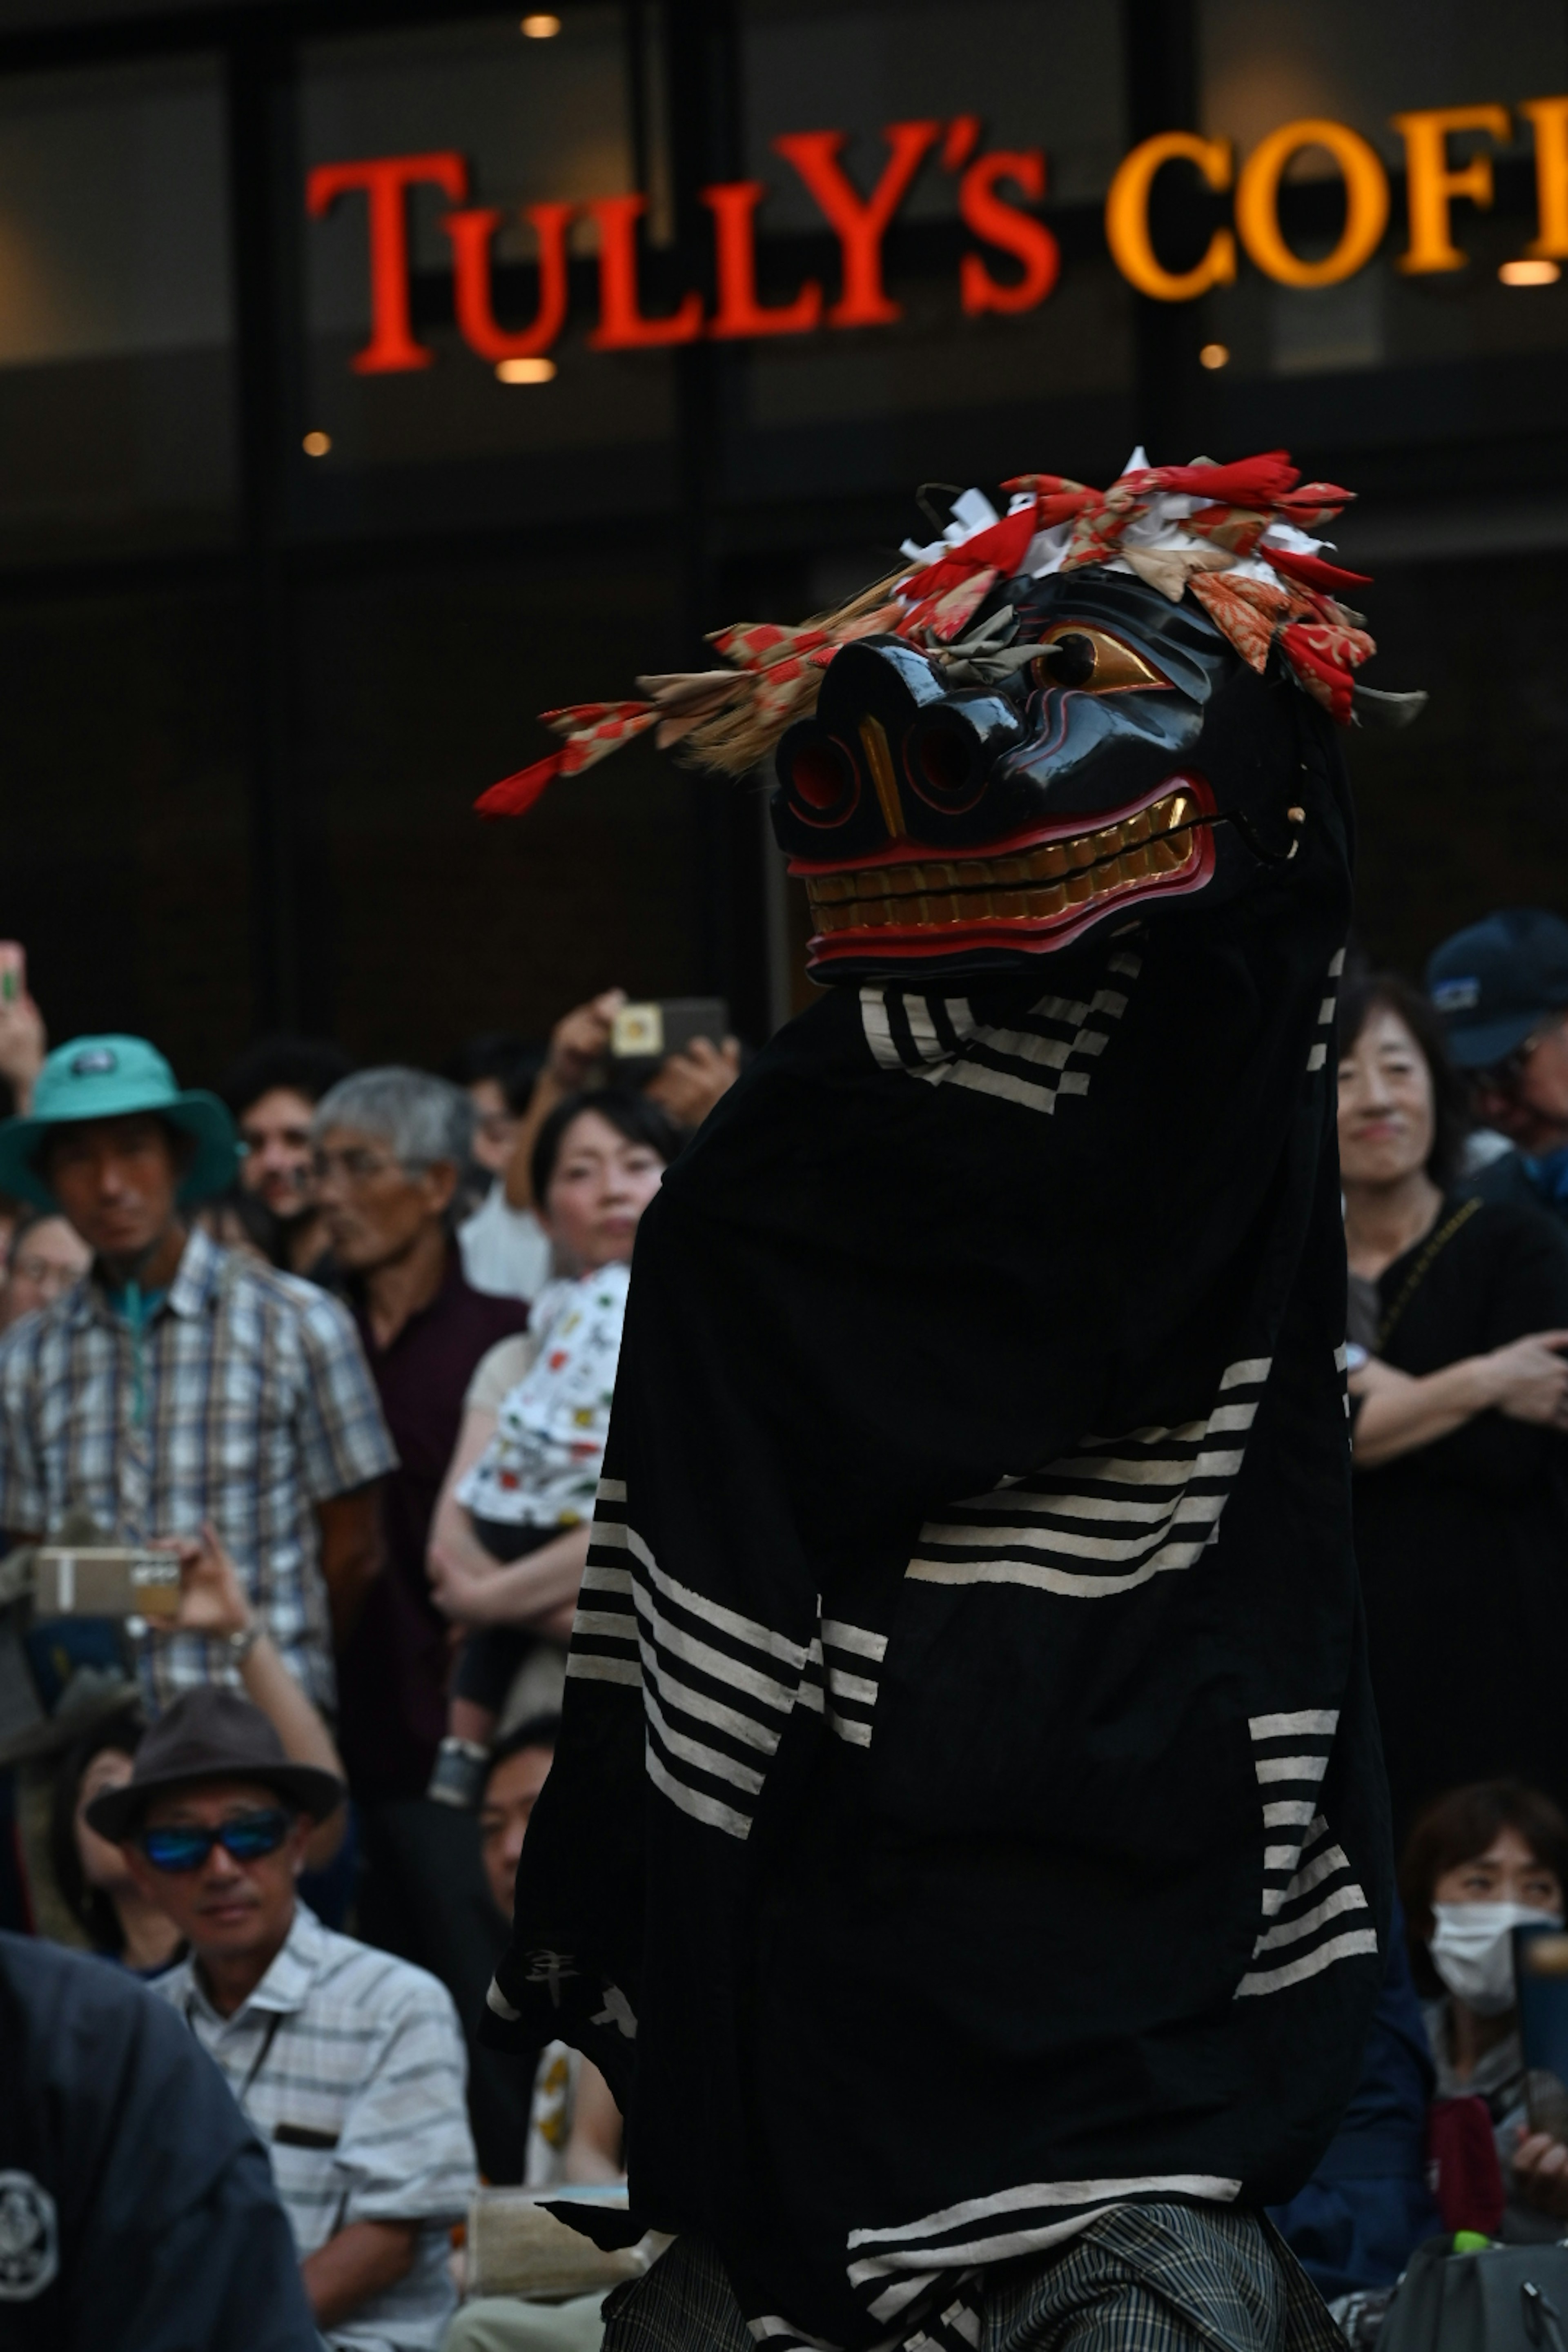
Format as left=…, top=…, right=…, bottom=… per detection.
left=90, top=1686, right=477, bottom=2352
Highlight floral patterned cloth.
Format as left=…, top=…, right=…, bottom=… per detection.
left=456, top=1263, right=629, bottom=1528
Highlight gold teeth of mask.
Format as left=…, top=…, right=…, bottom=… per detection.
left=806, top=792, right=1197, bottom=931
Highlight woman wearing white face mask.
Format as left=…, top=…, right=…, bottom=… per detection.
left=1403, top=1779, right=1568, bottom=2236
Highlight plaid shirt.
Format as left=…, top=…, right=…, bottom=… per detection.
left=159, top=1903, right=476, bottom=2352
left=0, top=1224, right=396, bottom=1713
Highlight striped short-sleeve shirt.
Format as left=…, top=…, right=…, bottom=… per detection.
left=0, top=1224, right=397, bottom=1714
left=158, top=1903, right=478, bottom=2352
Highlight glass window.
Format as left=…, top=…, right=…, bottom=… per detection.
left=291, top=550, right=703, bottom=1060
left=297, top=10, right=678, bottom=518
left=1198, top=0, right=1568, bottom=383
left=0, top=583, right=252, bottom=1073
left=733, top=0, right=1131, bottom=490
left=0, top=57, right=235, bottom=561
left=742, top=0, right=1126, bottom=216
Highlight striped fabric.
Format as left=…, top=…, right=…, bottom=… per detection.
left=601, top=2203, right=1342, bottom=2352
left=1305, top=949, right=1345, bottom=1074
left=581, top=1479, right=811, bottom=1842
left=568, top=1482, right=891, bottom=1819
left=567, top=1478, right=644, bottom=1691
left=859, top=951, right=1140, bottom=1116
left=845, top=2177, right=1242, bottom=2325
left=809, top=1619, right=887, bottom=1749
left=158, top=1902, right=477, bottom=2352
left=1235, top=1711, right=1376, bottom=1998
left=0, top=1225, right=396, bottom=1714
left=907, top=1359, right=1270, bottom=1598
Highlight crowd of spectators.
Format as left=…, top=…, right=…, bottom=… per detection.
left=7, top=908, right=1568, bottom=2346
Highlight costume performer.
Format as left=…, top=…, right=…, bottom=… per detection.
left=477, top=451, right=1423, bottom=2352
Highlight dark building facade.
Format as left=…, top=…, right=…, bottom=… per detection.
left=2, top=0, right=1567, bottom=1078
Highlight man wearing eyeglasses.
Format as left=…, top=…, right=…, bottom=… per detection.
left=306, top=1070, right=527, bottom=1824
left=1428, top=910, right=1568, bottom=1230
left=90, top=1683, right=478, bottom=2352
left=0, top=1207, right=89, bottom=1332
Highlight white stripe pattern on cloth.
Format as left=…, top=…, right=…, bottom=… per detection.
left=1308, top=946, right=1345, bottom=1074
left=1235, top=1709, right=1376, bottom=1996
left=905, top=1359, right=1270, bottom=1597
left=859, top=952, right=1141, bottom=1118
left=844, top=2174, right=1243, bottom=2312
left=818, top=1618, right=888, bottom=1747
left=570, top=1481, right=860, bottom=1840
left=565, top=1478, right=644, bottom=1690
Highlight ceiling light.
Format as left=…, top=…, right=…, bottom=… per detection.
left=495, top=356, right=557, bottom=383
left=302, top=429, right=332, bottom=456
left=1198, top=342, right=1229, bottom=370
left=520, top=12, right=561, bottom=33
left=1499, top=257, right=1561, bottom=286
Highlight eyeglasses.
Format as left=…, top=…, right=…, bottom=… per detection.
left=138, top=1807, right=292, bottom=1873
left=9, top=1255, right=80, bottom=1294
left=1474, top=1017, right=1564, bottom=1093
left=310, top=1147, right=416, bottom=1187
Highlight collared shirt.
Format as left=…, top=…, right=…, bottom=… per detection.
left=0, top=1225, right=397, bottom=1715
left=157, top=1904, right=477, bottom=2352
left=335, top=1248, right=527, bottom=1802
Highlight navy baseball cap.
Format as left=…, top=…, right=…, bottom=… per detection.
left=1425, top=909, right=1568, bottom=1070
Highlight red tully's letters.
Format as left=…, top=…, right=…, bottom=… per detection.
left=445, top=202, right=576, bottom=359
left=586, top=194, right=704, bottom=347
left=306, top=151, right=468, bottom=372
left=702, top=180, right=822, bottom=337
left=772, top=120, right=942, bottom=325
left=959, top=150, right=1060, bottom=314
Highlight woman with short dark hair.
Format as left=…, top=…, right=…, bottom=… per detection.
left=1401, top=1780, right=1568, bottom=2236
left=1340, top=976, right=1568, bottom=1835
left=425, top=1090, right=684, bottom=1793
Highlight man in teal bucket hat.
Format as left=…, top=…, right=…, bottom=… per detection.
left=0, top=1033, right=239, bottom=1233
left=0, top=1034, right=396, bottom=1739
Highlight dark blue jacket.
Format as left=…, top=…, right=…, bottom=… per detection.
left=0, top=1932, right=318, bottom=2351
left=1269, top=1900, right=1441, bottom=2299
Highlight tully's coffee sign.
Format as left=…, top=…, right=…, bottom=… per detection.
left=307, top=99, right=1568, bottom=375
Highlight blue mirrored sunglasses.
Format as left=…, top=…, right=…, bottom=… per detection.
left=138, top=1807, right=293, bottom=1874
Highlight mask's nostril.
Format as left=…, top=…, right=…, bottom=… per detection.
left=791, top=744, right=844, bottom=808
left=905, top=717, right=985, bottom=813
left=780, top=735, right=861, bottom=826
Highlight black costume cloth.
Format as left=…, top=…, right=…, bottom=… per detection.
left=1353, top=1196, right=1568, bottom=1838
left=486, top=721, right=1389, bottom=2349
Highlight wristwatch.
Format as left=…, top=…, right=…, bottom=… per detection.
left=226, top=1619, right=262, bottom=1666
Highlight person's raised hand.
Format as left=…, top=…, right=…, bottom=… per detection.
left=1514, top=2130, right=1568, bottom=2216
left=1483, top=1332, right=1568, bottom=1427
left=548, top=990, right=627, bottom=1093
left=159, top=1522, right=254, bottom=1639
left=0, top=944, right=46, bottom=1114
left=644, top=1035, right=740, bottom=1129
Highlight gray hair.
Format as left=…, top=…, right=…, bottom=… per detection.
left=312, top=1068, right=474, bottom=1169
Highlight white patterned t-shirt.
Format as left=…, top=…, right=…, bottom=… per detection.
left=456, top=1262, right=629, bottom=1528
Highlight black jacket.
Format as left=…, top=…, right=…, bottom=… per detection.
left=0, top=1932, right=317, bottom=2352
